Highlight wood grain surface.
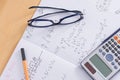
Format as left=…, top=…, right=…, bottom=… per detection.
left=0, top=0, right=40, bottom=75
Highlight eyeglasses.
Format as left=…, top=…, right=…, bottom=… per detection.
left=28, top=6, right=84, bottom=28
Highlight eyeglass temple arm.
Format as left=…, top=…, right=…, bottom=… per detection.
left=29, top=6, right=69, bottom=11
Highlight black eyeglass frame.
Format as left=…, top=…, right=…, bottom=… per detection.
left=28, top=6, right=84, bottom=28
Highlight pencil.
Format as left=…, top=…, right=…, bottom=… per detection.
left=21, top=48, right=30, bottom=80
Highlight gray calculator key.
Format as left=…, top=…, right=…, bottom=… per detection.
left=118, top=62, right=120, bottom=65
left=117, top=51, right=120, bottom=54
left=117, top=45, right=120, bottom=48
left=114, top=66, right=118, bottom=69
left=114, top=47, right=117, bottom=51
left=111, top=44, right=115, bottom=48
left=102, top=46, right=106, bottom=49
left=99, top=49, right=102, bottom=52
left=111, top=39, right=114, bottom=42
left=105, top=49, right=109, bottom=52
left=112, top=50, right=115, bottom=53
left=105, top=54, right=114, bottom=62
left=114, top=42, right=117, bottom=45
left=111, top=62, right=115, bottom=65
left=109, top=47, right=112, bottom=50
left=106, top=43, right=109, bottom=47
left=108, top=41, right=112, bottom=44
left=115, top=53, right=118, bottom=57
left=118, top=56, right=120, bottom=60
left=102, top=52, right=106, bottom=56
left=115, top=59, right=118, bottom=62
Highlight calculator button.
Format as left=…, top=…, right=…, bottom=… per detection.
left=111, top=39, right=114, bottom=42
left=118, top=56, right=120, bottom=60
left=114, top=66, right=118, bottom=69
left=111, top=50, right=115, bottom=53
left=102, top=52, right=106, bottom=56
left=117, top=45, right=120, bottom=48
left=114, top=42, right=117, bottom=45
left=115, top=53, right=118, bottom=57
left=109, top=47, right=112, bottom=50
left=108, top=41, right=112, bottom=44
left=118, top=62, right=120, bottom=65
left=106, top=43, right=109, bottom=47
left=115, top=59, right=118, bottom=62
left=111, top=44, right=115, bottom=48
left=117, top=51, right=120, bottom=54
left=105, top=49, right=109, bottom=52
left=102, top=46, right=106, bottom=49
left=114, top=36, right=118, bottom=40
left=114, top=47, right=118, bottom=51
left=105, top=54, right=114, bottom=62
left=99, top=49, right=102, bottom=53
left=117, top=40, right=120, bottom=44
left=111, top=62, right=115, bottom=65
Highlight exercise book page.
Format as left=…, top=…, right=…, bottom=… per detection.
left=1, top=39, right=91, bottom=80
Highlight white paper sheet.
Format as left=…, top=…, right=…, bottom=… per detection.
left=23, top=0, right=120, bottom=65
left=1, top=39, right=91, bottom=80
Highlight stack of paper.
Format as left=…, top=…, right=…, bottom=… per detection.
left=1, top=0, right=120, bottom=80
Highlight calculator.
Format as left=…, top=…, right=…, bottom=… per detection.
left=81, top=28, right=120, bottom=80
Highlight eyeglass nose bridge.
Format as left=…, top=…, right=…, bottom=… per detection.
left=52, top=19, right=61, bottom=25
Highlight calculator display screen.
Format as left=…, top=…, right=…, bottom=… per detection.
left=90, top=54, right=112, bottom=77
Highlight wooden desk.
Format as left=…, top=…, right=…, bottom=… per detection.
left=0, top=0, right=40, bottom=75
